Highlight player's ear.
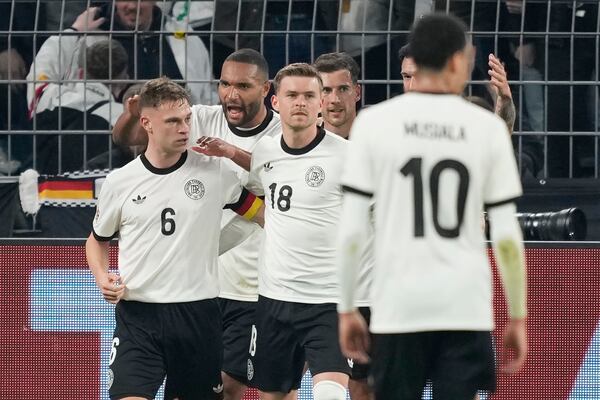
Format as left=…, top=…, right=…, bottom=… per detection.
left=262, top=80, right=271, bottom=98
left=140, top=115, right=152, bottom=134
left=271, top=94, right=279, bottom=112
left=355, top=84, right=362, bottom=102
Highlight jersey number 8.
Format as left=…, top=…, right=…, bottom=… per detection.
left=268, top=183, right=293, bottom=212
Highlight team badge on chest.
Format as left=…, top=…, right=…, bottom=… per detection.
left=184, top=179, right=205, bottom=200
left=305, top=165, right=325, bottom=187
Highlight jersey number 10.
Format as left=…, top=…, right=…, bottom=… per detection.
left=400, top=157, right=469, bottom=239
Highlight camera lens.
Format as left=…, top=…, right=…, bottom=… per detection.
left=516, top=207, right=586, bottom=241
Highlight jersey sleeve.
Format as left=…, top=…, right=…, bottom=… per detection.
left=341, top=112, right=375, bottom=197
left=483, top=118, right=523, bottom=209
left=92, top=177, right=121, bottom=241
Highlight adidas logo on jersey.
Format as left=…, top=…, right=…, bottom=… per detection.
left=132, top=195, right=146, bottom=204
left=212, top=383, right=223, bottom=394
left=263, top=162, right=273, bottom=172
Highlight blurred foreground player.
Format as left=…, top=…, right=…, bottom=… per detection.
left=337, top=13, right=527, bottom=400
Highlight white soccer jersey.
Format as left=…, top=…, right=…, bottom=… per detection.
left=190, top=105, right=281, bottom=301
left=93, top=151, right=245, bottom=303
left=249, top=128, right=348, bottom=303
left=343, top=93, right=522, bottom=333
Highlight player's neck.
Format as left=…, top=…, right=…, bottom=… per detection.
left=241, top=105, right=268, bottom=129
left=282, top=124, right=319, bottom=149
left=324, top=121, right=351, bottom=139
left=413, top=72, right=461, bottom=95
left=144, top=145, right=185, bottom=170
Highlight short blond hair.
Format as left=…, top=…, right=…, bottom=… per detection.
left=272, top=63, right=323, bottom=93
left=138, top=77, right=191, bottom=109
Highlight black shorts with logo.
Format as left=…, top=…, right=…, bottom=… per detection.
left=218, top=297, right=256, bottom=386
left=248, top=295, right=351, bottom=393
left=350, top=306, right=371, bottom=380
left=371, top=330, right=496, bottom=400
left=108, top=299, right=223, bottom=400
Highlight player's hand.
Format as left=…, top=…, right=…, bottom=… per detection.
left=488, top=54, right=512, bottom=100
left=505, top=0, right=523, bottom=15
left=95, top=272, right=125, bottom=304
left=339, top=310, right=370, bottom=364
left=124, top=95, right=141, bottom=119
left=501, top=317, right=528, bottom=374
left=72, top=7, right=106, bottom=31
left=192, top=136, right=237, bottom=159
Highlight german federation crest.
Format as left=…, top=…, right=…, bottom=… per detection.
left=305, top=166, right=325, bottom=187
left=184, top=179, right=205, bottom=200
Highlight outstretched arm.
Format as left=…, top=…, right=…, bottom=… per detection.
left=488, top=53, right=516, bottom=135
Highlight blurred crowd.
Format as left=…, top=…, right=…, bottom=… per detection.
left=0, top=0, right=598, bottom=178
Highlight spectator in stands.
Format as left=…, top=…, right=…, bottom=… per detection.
left=0, top=1, right=44, bottom=174
left=261, top=1, right=336, bottom=73
left=27, top=36, right=131, bottom=174
left=339, top=0, right=419, bottom=104
left=108, top=1, right=216, bottom=104
left=28, top=3, right=215, bottom=107
left=43, top=0, right=87, bottom=32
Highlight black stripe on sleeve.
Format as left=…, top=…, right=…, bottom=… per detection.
left=92, top=228, right=118, bottom=242
left=484, top=196, right=520, bottom=211
left=224, top=187, right=250, bottom=210
left=342, top=185, right=373, bottom=198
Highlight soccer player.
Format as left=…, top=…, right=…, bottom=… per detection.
left=400, top=43, right=516, bottom=134
left=112, top=49, right=281, bottom=400
left=86, top=77, right=264, bottom=400
left=314, top=52, right=373, bottom=400
left=337, top=13, right=527, bottom=400
left=246, top=63, right=350, bottom=400
left=314, top=52, right=361, bottom=139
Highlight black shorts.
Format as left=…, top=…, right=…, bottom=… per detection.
left=218, top=297, right=256, bottom=386
left=350, top=306, right=371, bottom=381
left=371, top=331, right=496, bottom=400
left=248, top=296, right=351, bottom=393
left=108, top=299, right=223, bottom=400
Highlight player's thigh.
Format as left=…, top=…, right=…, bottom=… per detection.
left=296, top=302, right=351, bottom=378
left=249, top=296, right=305, bottom=393
left=162, top=299, right=224, bottom=400
left=218, top=297, right=257, bottom=386
left=370, top=333, right=432, bottom=400
left=109, top=301, right=166, bottom=400
left=431, top=331, right=496, bottom=400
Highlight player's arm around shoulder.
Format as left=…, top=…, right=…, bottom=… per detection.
left=192, top=135, right=252, bottom=172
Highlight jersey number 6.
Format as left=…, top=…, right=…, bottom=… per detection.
left=161, top=208, right=176, bottom=236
